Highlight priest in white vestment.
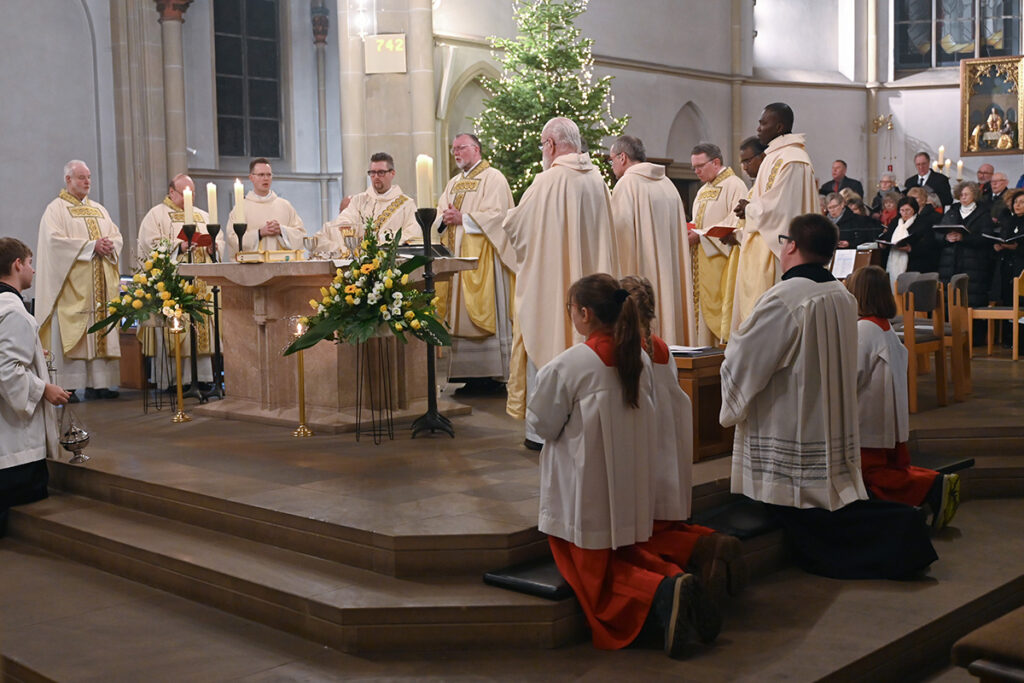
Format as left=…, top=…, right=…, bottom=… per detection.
left=35, top=160, right=122, bottom=397
left=430, top=134, right=514, bottom=380
left=731, top=103, right=818, bottom=331
left=137, top=174, right=223, bottom=388
left=226, top=158, right=305, bottom=255
left=609, top=135, right=695, bottom=346
left=501, top=118, right=617, bottom=444
left=317, top=152, right=420, bottom=250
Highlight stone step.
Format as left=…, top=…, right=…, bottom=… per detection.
left=7, top=492, right=583, bottom=653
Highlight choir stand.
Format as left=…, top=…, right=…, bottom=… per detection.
left=179, top=225, right=206, bottom=404
left=202, top=223, right=224, bottom=401
left=411, top=208, right=454, bottom=438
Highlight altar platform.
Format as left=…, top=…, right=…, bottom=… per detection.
left=2, top=355, right=1024, bottom=680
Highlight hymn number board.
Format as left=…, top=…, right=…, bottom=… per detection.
left=364, top=33, right=407, bottom=74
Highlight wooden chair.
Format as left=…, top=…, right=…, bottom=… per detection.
left=900, top=277, right=948, bottom=413
left=944, top=273, right=971, bottom=400
left=893, top=271, right=921, bottom=319
left=969, top=274, right=1023, bottom=361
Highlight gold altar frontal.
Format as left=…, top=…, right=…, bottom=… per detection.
left=179, top=259, right=477, bottom=433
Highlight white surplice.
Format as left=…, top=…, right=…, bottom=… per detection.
left=856, top=319, right=910, bottom=449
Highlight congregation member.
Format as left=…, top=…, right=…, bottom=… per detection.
left=879, top=196, right=940, bottom=283
left=937, top=181, right=994, bottom=320
left=609, top=135, right=695, bottom=345
left=529, top=274, right=719, bottom=658
left=137, top=174, right=221, bottom=389
left=904, top=151, right=953, bottom=207
left=826, top=192, right=880, bottom=248
left=620, top=275, right=747, bottom=603
left=989, top=172, right=1010, bottom=223
left=731, top=103, right=817, bottom=330
left=226, top=158, right=306, bottom=254
left=869, top=172, right=900, bottom=214
left=0, top=238, right=69, bottom=536
left=502, top=117, right=616, bottom=448
left=319, top=152, right=420, bottom=248
left=846, top=266, right=960, bottom=530
left=721, top=213, right=937, bottom=579
left=35, top=160, right=122, bottom=401
left=976, top=163, right=994, bottom=202
left=686, top=142, right=747, bottom=345
left=431, top=134, right=515, bottom=383
left=875, top=190, right=901, bottom=227
left=992, top=188, right=1024, bottom=344
left=818, top=159, right=864, bottom=198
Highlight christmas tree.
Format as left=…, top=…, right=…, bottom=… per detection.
left=475, top=0, right=629, bottom=201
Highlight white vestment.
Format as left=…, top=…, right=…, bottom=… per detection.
left=226, top=191, right=305, bottom=255
left=528, top=341, right=656, bottom=550
left=35, top=191, right=122, bottom=390
left=0, top=292, right=61, bottom=468
left=431, top=161, right=514, bottom=379
left=649, top=338, right=694, bottom=521
left=318, top=185, right=420, bottom=248
left=721, top=270, right=867, bottom=511
left=611, top=162, right=696, bottom=346
left=502, top=152, right=617, bottom=419
left=856, top=319, right=910, bottom=449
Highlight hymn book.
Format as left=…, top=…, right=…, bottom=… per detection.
left=983, top=233, right=1024, bottom=244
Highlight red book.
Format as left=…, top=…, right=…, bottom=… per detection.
left=176, top=228, right=213, bottom=247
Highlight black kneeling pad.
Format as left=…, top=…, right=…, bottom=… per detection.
left=483, top=559, right=573, bottom=600
left=912, top=452, right=975, bottom=475
left=690, top=498, right=780, bottom=540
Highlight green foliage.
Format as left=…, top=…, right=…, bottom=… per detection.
left=474, top=0, right=629, bottom=201
left=284, top=219, right=451, bottom=356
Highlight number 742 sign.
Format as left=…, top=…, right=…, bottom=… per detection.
left=364, top=33, right=407, bottom=74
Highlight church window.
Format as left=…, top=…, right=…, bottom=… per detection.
left=214, top=0, right=282, bottom=158
left=894, top=0, right=1022, bottom=74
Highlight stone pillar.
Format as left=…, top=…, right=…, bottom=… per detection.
left=313, top=1, right=331, bottom=225
left=339, top=5, right=368, bottom=198
left=730, top=0, right=744, bottom=170
left=866, top=0, right=880, bottom=196
left=408, top=0, right=437, bottom=200
left=156, top=1, right=192, bottom=180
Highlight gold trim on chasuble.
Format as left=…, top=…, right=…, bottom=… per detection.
left=372, top=195, right=410, bottom=234
left=62, top=193, right=113, bottom=357
left=691, top=167, right=736, bottom=320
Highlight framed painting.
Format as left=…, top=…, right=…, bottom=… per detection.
left=960, top=56, right=1024, bottom=156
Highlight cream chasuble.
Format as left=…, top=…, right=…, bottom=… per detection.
left=318, top=185, right=420, bottom=249
left=690, top=167, right=748, bottom=344
left=502, top=153, right=617, bottom=418
left=136, top=198, right=219, bottom=387
left=35, top=190, right=122, bottom=389
left=611, top=162, right=696, bottom=346
left=730, top=134, right=817, bottom=330
left=430, top=161, right=515, bottom=379
left=226, top=191, right=305, bottom=255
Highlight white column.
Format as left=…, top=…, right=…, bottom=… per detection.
left=408, top=0, right=436, bottom=189
left=156, top=0, right=191, bottom=179
left=339, top=3, right=368, bottom=198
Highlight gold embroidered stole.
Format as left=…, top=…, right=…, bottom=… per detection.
left=60, top=190, right=113, bottom=356
left=371, top=195, right=410, bottom=236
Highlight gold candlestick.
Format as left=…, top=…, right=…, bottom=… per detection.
left=170, top=317, right=192, bottom=423
left=290, top=315, right=313, bottom=437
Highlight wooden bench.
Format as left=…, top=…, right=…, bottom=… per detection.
left=952, top=605, right=1024, bottom=682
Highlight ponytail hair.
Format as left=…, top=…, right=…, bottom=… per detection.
left=619, top=275, right=656, bottom=359
left=568, top=273, right=644, bottom=408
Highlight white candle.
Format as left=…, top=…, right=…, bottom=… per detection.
left=932, top=161, right=940, bottom=173
left=233, top=178, right=245, bottom=223
left=207, top=182, right=218, bottom=224
left=415, top=154, right=434, bottom=209
left=938, top=145, right=945, bottom=166
left=956, top=160, right=963, bottom=181
left=944, top=159, right=952, bottom=174
left=183, top=187, right=194, bottom=224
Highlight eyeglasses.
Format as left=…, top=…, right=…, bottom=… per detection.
left=538, top=138, right=552, bottom=152
left=692, top=160, right=715, bottom=173
left=451, top=144, right=474, bottom=153
left=739, top=153, right=763, bottom=167
left=778, top=234, right=794, bottom=245
left=252, top=173, right=272, bottom=178
left=367, top=169, right=393, bottom=177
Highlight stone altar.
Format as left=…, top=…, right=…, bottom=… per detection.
left=178, top=259, right=477, bottom=433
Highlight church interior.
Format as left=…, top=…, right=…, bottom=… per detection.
left=3, top=0, right=1024, bottom=680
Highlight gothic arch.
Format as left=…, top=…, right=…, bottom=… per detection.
left=440, top=61, right=500, bottom=177
left=666, top=101, right=710, bottom=168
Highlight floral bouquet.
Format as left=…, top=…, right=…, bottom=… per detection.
left=284, top=217, right=450, bottom=355
left=87, top=238, right=213, bottom=335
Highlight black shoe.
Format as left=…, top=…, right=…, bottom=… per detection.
left=97, top=388, right=120, bottom=399
left=67, top=390, right=80, bottom=404
left=84, top=387, right=98, bottom=400
left=524, top=438, right=543, bottom=451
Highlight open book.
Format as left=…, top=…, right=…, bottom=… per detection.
left=702, top=225, right=738, bottom=239
left=176, top=228, right=213, bottom=247
left=983, top=232, right=1024, bottom=244
left=932, top=224, right=970, bottom=234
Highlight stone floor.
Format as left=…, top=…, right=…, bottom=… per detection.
left=1, top=351, right=1022, bottom=681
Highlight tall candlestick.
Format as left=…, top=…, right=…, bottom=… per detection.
left=938, top=145, right=945, bottom=166
left=415, top=154, right=434, bottom=209
left=207, top=182, right=218, bottom=224
left=234, top=178, right=245, bottom=222
left=183, top=187, right=193, bottom=225
left=956, top=160, right=964, bottom=181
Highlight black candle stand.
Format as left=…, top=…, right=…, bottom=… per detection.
left=202, top=223, right=224, bottom=401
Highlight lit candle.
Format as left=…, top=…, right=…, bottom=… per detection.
left=233, top=178, right=245, bottom=223
left=183, top=187, right=193, bottom=224
left=956, top=160, right=963, bottom=181
left=944, top=159, right=952, bottom=174
left=938, top=145, right=945, bottom=166
left=206, top=182, right=218, bottom=224
left=415, top=154, right=434, bottom=209
left=932, top=161, right=939, bottom=173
